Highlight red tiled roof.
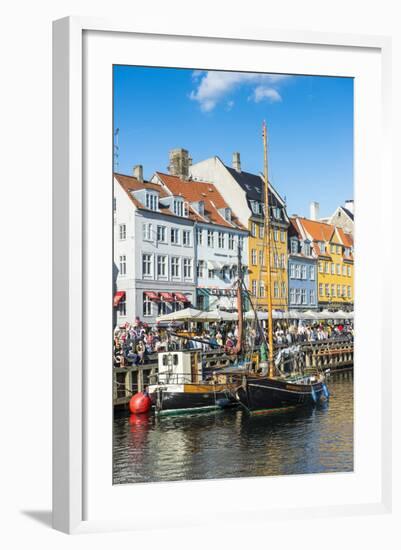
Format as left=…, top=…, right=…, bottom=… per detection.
left=337, top=227, right=353, bottom=248
left=298, top=217, right=335, bottom=243
left=155, top=172, right=246, bottom=230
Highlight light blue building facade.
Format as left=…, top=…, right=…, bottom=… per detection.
left=288, top=218, right=318, bottom=310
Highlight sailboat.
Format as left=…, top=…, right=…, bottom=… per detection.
left=232, top=122, right=329, bottom=414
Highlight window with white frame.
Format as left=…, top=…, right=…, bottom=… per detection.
left=142, top=222, right=153, bottom=241
left=251, top=223, right=257, bottom=237
left=145, top=192, right=158, bottom=211
left=238, top=236, right=244, bottom=252
left=280, top=254, right=286, bottom=269
left=347, top=266, right=351, bottom=277
left=290, top=288, right=296, bottom=304
left=310, top=289, right=316, bottom=305
left=336, top=263, right=341, bottom=275
left=228, top=234, right=234, bottom=250
left=251, top=249, right=257, bottom=265
left=310, top=265, right=315, bottom=280
left=259, top=281, right=265, bottom=298
left=119, top=224, right=126, bottom=240
left=290, top=239, right=298, bottom=254
left=331, top=284, right=336, bottom=297
left=344, top=247, right=350, bottom=258
left=280, top=230, right=286, bottom=243
left=197, top=260, right=205, bottom=278
left=274, top=229, right=279, bottom=241
left=342, top=285, right=346, bottom=297
left=301, top=289, right=307, bottom=304
left=347, top=285, right=351, bottom=298
left=207, top=230, right=214, bottom=247
left=290, top=264, right=295, bottom=278
left=197, top=228, right=203, bottom=245
left=119, top=255, right=126, bottom=276
left=258, top=250, right=264, bottom=266
left=142, top=254, right=152, bottom=277
left=274, top=281, right=279, bottom=298
left=281, top=282, right=286, bottom=298
left=295, top=264, right=301, bottom=279
left=342, top=265, right=347, bottom=276
left=259, top=225, right=265, bottom=238
left=143, top=295, right=152, bottom=316
left=171, top=256, right=180, bottom=278
left=325, top=262, right=330, bottom=274
left=325, top=284, right=330, bottom=296
left=319, top=283, right=323, bottom=297
left=330, top=244, right=335, bottom=253
left=218, top=232, right=225, bottom=248
left=274, top=253, right=279, bottom=268
left=183, top=230, right=191, bottom=246
left=301, top=265, right=307, bottom=280
left=303, top=242, right=311, bottom=256
left=319, top=261, right=324, bottom=273
left=252, top=280, right=257, bottom=296
left=319, top=242, right=325, bottom=254
left=157, top=255, right=167, bottom=278
left=173, top=199, right=184, bottom=217
left=295, top=288, right=301, bottom=304
left=157, top=225, right=166, bottom=243
left=337, top=284, right=341, bottom=296
left=331, top=263, right=335, bottom=275
left=183, top=258, right=192, bottom=279
left=171, top=228, right=180, bottom=244
left=158, top=300, right=168, bottom=315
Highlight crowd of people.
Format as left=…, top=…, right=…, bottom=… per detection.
left=113, top=316, right=353, bottom=367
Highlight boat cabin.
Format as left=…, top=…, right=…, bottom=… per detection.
left=157, top=351, right=203, bottom=385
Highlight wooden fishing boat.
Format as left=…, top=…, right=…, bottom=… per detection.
left=232, top=122, right=329, bottom=414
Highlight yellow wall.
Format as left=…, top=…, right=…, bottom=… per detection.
left=247, top=219, right=288, bottom=310
left=317, top=235, right=353, bottom=307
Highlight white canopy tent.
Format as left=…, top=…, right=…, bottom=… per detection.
left=157, top=307, right=354, bottom=324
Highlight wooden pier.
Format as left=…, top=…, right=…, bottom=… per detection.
left=113, top=337, right=353, bottom=408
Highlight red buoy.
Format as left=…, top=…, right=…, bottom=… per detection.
left=129, top=392, right=151, bottom=414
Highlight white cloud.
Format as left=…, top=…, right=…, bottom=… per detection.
left=252, top=86, right=282, bottom=103
left=190, top=71, right=289, bottom=112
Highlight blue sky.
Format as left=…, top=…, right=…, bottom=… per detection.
left=113, top=66, right=353, bottom=218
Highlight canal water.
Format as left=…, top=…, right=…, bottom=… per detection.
left=113, top=373, right=353, bottom=484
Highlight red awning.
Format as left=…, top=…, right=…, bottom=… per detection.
left=174, top=292, right=189, bottom=303
left=113, top=291, right=125, bottom=307
left=160, top=292, right=174, bottom=302
left=144, top=291, right=159, bottom=301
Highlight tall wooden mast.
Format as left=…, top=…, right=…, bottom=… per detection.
left=262, top=121, right=275, bottom=377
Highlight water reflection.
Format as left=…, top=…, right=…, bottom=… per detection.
left=113, top=374, right=353, bottom=484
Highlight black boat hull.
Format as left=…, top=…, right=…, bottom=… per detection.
left=236, top=376, right=327, bottom=414
left=149, top=387, right=235, bottom=415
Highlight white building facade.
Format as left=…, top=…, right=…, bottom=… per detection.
left=113, top=173, right=196, bottom=326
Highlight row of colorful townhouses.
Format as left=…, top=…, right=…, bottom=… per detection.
left=113, top=148, right=354, bottom=325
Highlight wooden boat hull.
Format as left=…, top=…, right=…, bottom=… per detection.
left=236, top=376, right=328, bottom=414
left=149, top=383, right=236, bottom=415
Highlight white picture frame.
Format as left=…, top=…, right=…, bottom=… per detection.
left=52, top=16, right=392, bottom=534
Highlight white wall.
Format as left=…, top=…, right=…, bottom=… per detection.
left=2, top=1, right=399, bottom=548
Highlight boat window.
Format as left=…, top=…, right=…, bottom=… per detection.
left=173, top=354, right=179, bottom=365
left=163, top=355, right=168, bottom=366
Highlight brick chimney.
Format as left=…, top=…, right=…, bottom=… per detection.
left=168, top=148, right=190, bottom=179
left=133, top=165, right=143, bottom=183
left=232, top=152, right=241, bottom=172
left=310, top=201, right=319, bottom=220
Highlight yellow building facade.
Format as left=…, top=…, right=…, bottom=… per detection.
left=248, top=216, right=289, bottom=311
left=297, top=218, right=354, bottom=311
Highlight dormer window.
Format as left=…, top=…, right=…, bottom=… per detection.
left=319, top=241, right=326, bottom=254
left=290, top=238, right=298, bottom=254
left=198, top=201, right=205, bottom=215
left=145, top=192, right=158, bottom=211
left=225, top=208, right=231, bottom=221
left=173, top=198, right=184, bottom=217
left=303, top=242, right=311, bottom=256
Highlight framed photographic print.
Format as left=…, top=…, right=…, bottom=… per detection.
left=53, top=17, right=392, bottom=534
